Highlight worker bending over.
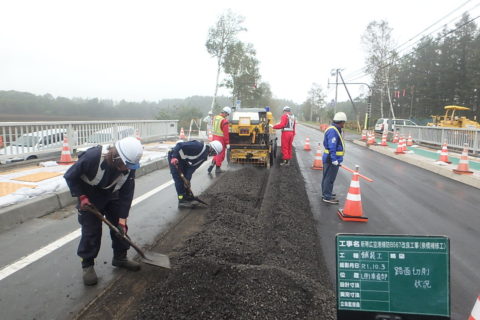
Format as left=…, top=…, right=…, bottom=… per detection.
left=321, top=112, right=347, bottom=204
left=64, top=137, right=143, bottom=286
left=169, top=140, right=223, bottom=207
left=273, top=106, right=296, bottom=166
left=208, top=106, right=231, bottom=173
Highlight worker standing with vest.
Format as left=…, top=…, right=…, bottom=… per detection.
left=63, top=137, right=143, bottom=286
left=169, top=140, right=223, bottom=207
left=208, top=106, right=231, bottom=173
left=273, top=106, right=296, bottom=166
left=321, top=112, right=347, bottom=204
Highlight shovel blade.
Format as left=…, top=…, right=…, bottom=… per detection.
left=141, top=251, right=171, bottom=269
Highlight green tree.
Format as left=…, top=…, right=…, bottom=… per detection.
left=206, top=10, right=246, bottom=111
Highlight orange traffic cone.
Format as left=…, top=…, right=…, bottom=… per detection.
left=311, top=144, right=323, bottom=170
left=304, top=138, right=311, bottom=151
left=469, top=295, right=480, bottom=320
left=401, top=136, right=408, bottom=152
left=392, top=132, right=399, bottom=143
left=406, top=134, right=413, bottom=146
left=453, top=143, right=473, bottom=175
left=438, top=140, right=451, bottom=164
left=57, top=136, right=75, bottom=165
left=179, top=127, right=186, bottom=140
left=380, top=130, right=388, bottom=146
left=361, top=130, right=367, bottom=141
left=337, top=165, right=368, bottom=222
left=208, top=130, right=213, bottom=141
left=394, top=138, right=405, bottom=154
left=367, top=132, right=375, bottom=145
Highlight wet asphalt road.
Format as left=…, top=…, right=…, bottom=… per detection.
left=0, top=161, right=218, bottom=320
left=294, top=124, right=479, bottom=320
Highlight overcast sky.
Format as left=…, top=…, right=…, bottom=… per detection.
left=1, top=0, right=478, bottom=105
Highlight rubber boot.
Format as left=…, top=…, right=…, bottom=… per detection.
left=82, top=266, right=98, bottom=286
left=112, top=252, right=141, bottom=271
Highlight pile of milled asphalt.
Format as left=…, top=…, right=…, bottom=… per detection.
left=134, top=155, right=336, bottom=320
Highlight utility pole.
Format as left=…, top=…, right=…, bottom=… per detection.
left=334, top=69, right=339, bottom=114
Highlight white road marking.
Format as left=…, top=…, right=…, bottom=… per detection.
left=0, top=179, right=174, bottom=282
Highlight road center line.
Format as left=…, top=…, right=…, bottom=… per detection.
left=0, top=179, right=174, bottom=282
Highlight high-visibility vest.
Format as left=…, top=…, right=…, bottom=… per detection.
left=212, top=115, right=225, bottom=137
left=81, top=155, right=130, bottom=192
left=323, top=126, right=345, bottom=156
left=283, top=114, right=295, bottom=131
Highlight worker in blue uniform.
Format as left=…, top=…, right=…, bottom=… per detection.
left=322, top=112, right=347, bottom=204
left=168, top=140, right=223, bottom=208
left=64, top=137, right=144, bottom=286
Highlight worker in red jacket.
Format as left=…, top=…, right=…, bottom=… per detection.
left=208, top=106, right=231, bottom=173
left=273, top=106, right=296, bottom=166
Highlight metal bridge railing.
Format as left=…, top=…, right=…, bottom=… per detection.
left=397, top=125, right=480, bottom=154
left=0, top=120, right=178, bottom=163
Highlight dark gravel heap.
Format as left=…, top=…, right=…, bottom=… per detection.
left=135, top=156, right=336, bottom=320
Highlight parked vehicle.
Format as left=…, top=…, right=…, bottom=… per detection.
left=374, top=118, right=417, bottom=133
left=0, top=129, right=66, bottom=164
left=85, top=126, right=135, bottom=144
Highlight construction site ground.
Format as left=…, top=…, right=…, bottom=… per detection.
left=75, top=156, right=336, bottom=320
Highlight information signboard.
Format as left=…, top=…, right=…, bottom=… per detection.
left=336, top=234, right=450, bottom=320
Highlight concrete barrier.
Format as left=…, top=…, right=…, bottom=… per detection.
left=0, top=158, right=168, bottom=232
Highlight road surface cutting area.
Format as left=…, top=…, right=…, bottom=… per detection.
left=76, top=160, right=336, bottom=319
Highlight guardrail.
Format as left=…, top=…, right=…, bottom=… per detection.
left=0, top=120, right=178, bottom=164
left=397, top=125, right=480, bottom=154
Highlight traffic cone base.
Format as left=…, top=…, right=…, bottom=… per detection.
left=453, top=168, right=473, bottom=175
left=337, top=209, right=368, bottom=222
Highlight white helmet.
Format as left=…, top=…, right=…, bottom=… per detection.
left=283, top=106, right=291, bottom=112
left=209, top=140, right=223, bottom=155
left=115, top=137, right=143, bottom=170
left=333, top=112, right=347, bottom=122
left=222, top=106, right=232, bottom=115
left=208, top=110, right=213, bottom=115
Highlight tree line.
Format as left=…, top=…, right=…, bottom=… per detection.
left=363, top=13, right=480, bottom=123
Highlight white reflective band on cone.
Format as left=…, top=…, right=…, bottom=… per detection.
left=346, top=193, right=361, bottom=201
left=349, top=181, right=360, bottom=188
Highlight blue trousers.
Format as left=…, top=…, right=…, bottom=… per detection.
left=322, top=161, right=340, bottom=200
left=77, top=204, right=130, bottom=267
left=168, top=153, right=197, bottom=197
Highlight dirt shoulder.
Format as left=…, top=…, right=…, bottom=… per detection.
left=75, top=154, right=335, bottom=320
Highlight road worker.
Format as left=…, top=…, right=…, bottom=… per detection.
left=203, top=110, right=214, bottom=134
left=64, top=137, right=143, bottom=286
left=321, top=112, right=347, bottom=204
left=208, top=106, right=231, bottom=173
left=273, top=106, right=296, bottom=166
left=169, top=140, right=223, bottom=207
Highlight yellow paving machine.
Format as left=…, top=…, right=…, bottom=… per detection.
left=227, top=108, right=278, bottom=168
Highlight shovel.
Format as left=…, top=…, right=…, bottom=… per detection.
left=85, top=205, right=170, bottom=269
left=175, top=164, right=208, bottom=206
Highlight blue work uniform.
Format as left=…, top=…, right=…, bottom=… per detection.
left=168, top=140, right=210, bottom=198
left=64, top=145, right=135, bottom=267
left=321, top=123, right=345, bottom=200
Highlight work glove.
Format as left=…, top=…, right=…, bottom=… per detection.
left=226, top=144, right=230, bottom=150
left=79, top=195, right=91, bottom=210
left=170, top=157, right=179, bottom=166
left=118, top=218, right=128, bottom=236
left=332, top=160, right=339, bottom=166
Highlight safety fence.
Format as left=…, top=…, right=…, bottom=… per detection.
left=397, top=125, right=480, bottom=154
left=0, top=120, right=178, bottom=163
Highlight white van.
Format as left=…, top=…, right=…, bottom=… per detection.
left=374, top=118, right=417, bottom=133
left=0, top=129, right=66, bottom=163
